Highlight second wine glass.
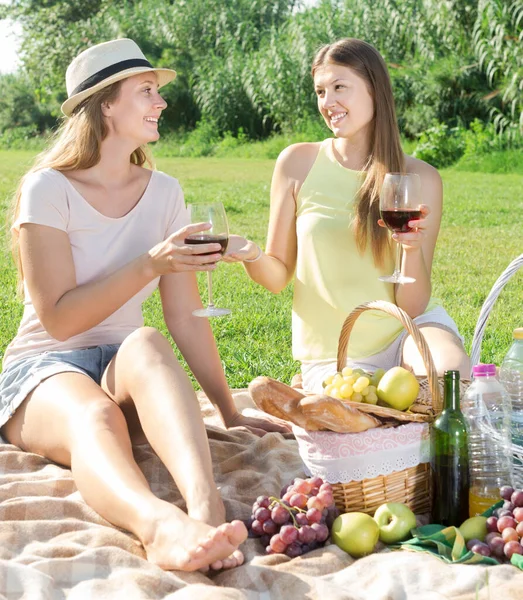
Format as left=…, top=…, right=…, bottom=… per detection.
left=185, top=202, right=231, bottom=317
left=379, top=173, right=421, bottom=285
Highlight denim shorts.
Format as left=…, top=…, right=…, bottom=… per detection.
left=0, top=344, right=121, bottom=430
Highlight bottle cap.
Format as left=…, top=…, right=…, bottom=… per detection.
left=513, top=328, right=523, bottom=340
left=472, top=363, right=497, bottom=377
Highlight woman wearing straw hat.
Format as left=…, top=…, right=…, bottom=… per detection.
left=0, top=38, right=290, bottom=572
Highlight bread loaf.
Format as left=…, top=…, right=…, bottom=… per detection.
left=298, top=395, right=380, bottom=433
left=248, top=376, right=380, bottom=432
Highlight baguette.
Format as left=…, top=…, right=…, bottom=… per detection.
left=248, top=376, right=317, bottom=429
left=298, top=395, right=380, bottom=433
left=248, top=376, right=380, bottom=432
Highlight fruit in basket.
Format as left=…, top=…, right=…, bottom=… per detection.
left=376, top=367, right=419, bottom=411
left=370, top=368, right=386, bottom=387
left=458, top=516, right=488, bottom=543
left=373, top=502, right=417, bottom=544
left=246, top=476, right=339, bottom=557
left=331, top=512, right=380, bottom=557
left=322, top=367, right=381, bottom=405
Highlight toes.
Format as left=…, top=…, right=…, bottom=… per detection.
left=226, top=520, right=248, bottom=545
left=232, top=549, right=244, bottom=566
left=220, top=556, right=236, bottom=569
left=210, top=559, right=224, bottom=570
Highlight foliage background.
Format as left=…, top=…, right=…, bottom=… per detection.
left=0, top=0, right=521, bottom=161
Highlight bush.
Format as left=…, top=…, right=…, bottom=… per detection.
left=413, top=122, right=465, bottom=168
left=0, top=125, right=46, bottom=151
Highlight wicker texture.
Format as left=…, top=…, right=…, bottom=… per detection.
left=329, top=300, right=468, bottom=515
left=332, top=463, right=432, bottom=516
left=470, top=253, right=523, bottom=369
left=468, top=253, right=523, bottom=467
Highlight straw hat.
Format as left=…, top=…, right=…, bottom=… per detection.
left=61, top=38, right=177, bottom=116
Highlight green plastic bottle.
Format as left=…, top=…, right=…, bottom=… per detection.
left=431, top=370, right=470, bottom=527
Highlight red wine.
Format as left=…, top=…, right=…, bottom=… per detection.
left=381, top=209, right=421, bottom=233
left=184, top=234, right=229, bottom=255
left=432, top=457, right=470, bottom=526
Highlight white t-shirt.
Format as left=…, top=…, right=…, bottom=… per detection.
left=2, top=167, right=189, bottom=368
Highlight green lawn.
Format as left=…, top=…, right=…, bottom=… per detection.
left=0, top=150, right=521, bottom=387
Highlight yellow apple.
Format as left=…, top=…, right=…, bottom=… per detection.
left=376, top=367, right=419, bottom=411
left=458, top=516, right=488, bottom=543
left=331, top=512, right=380, bottom=557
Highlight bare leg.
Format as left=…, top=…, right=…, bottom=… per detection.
left=101, top=327, right=247, bottom=569
left=102, top=327, right=226, bottom=526
left=402, top=326, right=471, bottom=379
left=1, top=372, right=246, bottom=572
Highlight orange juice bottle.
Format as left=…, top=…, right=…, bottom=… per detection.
left=461, top=364, right=512, bottom=518
left=469, top=487, right=499, bottom=517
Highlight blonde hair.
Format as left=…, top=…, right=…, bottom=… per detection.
left=312, top=38, right=404, bottom=268
left=9, top=81, right=153, bottom=291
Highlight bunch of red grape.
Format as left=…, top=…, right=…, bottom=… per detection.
left=467, top=486, right=523, bottom=561
left=246, top=476, right=339, bottom=557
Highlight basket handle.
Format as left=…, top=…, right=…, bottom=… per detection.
left=336, top=300, right=442, bottom=412
left=470, top=253, right=523, bottom=371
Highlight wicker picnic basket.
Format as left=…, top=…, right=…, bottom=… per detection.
left=301, top=299, right=471, bottom=516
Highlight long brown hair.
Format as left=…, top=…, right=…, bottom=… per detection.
left=9, top=81, right=152, bottom=291
left=312, top=38, right=404, bottom=268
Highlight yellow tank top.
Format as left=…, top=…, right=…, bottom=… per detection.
left=292, top=139, right=441, bottom=361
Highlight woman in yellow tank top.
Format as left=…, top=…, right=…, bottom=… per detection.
left=225, top=38, right=470, bottom=391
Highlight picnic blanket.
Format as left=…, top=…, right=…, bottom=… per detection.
left=1, top=389, right=523, bottom=599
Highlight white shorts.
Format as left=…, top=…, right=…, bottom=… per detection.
left=301, top=306, right=464, bottom=394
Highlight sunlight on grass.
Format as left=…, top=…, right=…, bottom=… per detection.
left=0, top=150, right=521, bottom=387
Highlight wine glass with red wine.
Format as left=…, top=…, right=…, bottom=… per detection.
left=379, top=173, right=421, bottom=284
left=185, top=203, right=231, bottom=317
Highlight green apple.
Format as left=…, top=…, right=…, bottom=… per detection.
left=331, top=512, right=379, bottom=558
left=376, top=367, right=419, bottom=411
left=373, top=502, right=417, bottom=544
left=458, top=516, right=488, bottom=543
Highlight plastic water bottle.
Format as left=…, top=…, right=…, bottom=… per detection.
left=461, top=363, right=512, bottom=516
left=500, top=328, right=523, bottom=488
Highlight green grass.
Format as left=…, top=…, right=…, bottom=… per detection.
left=0, top=150, right=521, bottom=388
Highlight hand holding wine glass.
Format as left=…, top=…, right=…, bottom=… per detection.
left=185, top=202, right=231, bottom=317
left=378, top=173, right=422, bottom=284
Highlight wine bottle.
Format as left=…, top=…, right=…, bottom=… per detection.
left=431, top=370, right=470, bottom=526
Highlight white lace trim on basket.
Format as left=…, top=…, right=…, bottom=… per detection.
left=293, top=422, right=430, bottom=483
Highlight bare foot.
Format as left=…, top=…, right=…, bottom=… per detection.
left=141, top=505, right=247, bottom=572
left=188, top=495, right=245, bottom=571
left=188, top=492, right=226, bottom=527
